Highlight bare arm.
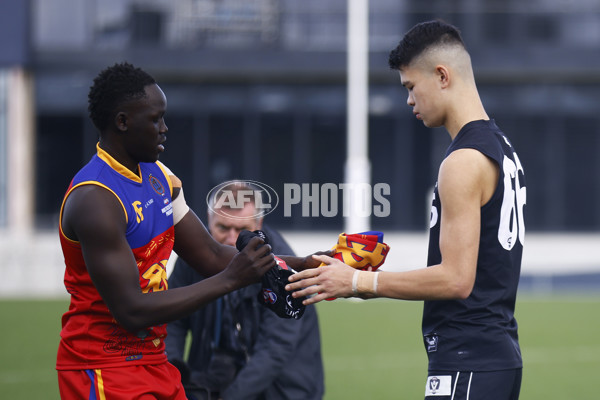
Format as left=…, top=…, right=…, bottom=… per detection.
left=172, top=208, right=241, bottom=276
left=62, top=185, right=275, bottom=333
left=286, top=149, right=498, bottom=304
left=171, top=209, right=323, bottom=274
left=278, top=252, right=331, bottom=272
left=166, top=183, right=241, bottom=276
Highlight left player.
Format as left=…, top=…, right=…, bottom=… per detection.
left=56, top=62, right=320, bottom=399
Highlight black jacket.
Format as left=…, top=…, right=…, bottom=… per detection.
left=165, top=226, right=325, bottom=400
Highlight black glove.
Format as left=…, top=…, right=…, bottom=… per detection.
left=236, top=230, right=306, bottom=319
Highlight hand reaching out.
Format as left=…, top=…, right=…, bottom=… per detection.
left=285, top=254, right=356, bottom=305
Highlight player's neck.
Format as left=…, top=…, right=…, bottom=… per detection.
left=445, top=98, right=488, bottom=140
left=98, top=139, right=140, bottom=176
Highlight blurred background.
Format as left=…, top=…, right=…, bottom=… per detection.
left=0, top=0, right=599, bottom=297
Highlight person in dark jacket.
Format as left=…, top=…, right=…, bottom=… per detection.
left=166, top=181, right=325, bottom=400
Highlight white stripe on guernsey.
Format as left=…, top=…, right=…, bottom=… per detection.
left=466, top=372, right=473, bottom=400
left=450, top=372, right=460, bottom=400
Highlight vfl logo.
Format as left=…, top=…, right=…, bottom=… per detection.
left=133, top=201, right=144, bottom=223
left=429, top=377, right=441, bottom=393
left=425, top=375, right=451, bottom=396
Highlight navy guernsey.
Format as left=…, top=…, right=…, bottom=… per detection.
left=424, top=119, right=526, bottom=371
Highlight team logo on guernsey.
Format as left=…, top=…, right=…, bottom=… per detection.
left=148, top=174, right=165, bottom=196
left=424, top=334, right=438, bottom=352
left=262, top=288, right=277, bottom=304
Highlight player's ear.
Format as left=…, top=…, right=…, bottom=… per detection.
left=436, top=65, right=450, bottom=89
left=115, top=112, right=128, bottom=132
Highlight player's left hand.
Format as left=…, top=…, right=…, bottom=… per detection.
left=285, top=254, right=355, bottom=305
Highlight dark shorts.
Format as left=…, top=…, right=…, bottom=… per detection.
left=424, top=369, right=522, bottom=400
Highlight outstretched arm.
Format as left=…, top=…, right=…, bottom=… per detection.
left=286, top=148, right=498, bottom=305
left=162, top=170, right=243, bottom=277
left=277, top=252, right=330, bottom=272
left=172, top=207, right=241, bottom=276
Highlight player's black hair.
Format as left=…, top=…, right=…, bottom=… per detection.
left=87, top=62, right=156, bottom=131
left=388, top=20, right=465, bottom=70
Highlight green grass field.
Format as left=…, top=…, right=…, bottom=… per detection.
left=1, top=296, right=599, bottom=399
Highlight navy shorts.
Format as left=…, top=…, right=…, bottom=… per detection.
left=424, top=368, right=522, bottom=400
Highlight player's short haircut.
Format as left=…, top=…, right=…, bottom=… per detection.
left=88, top=62, right=156, bottom=131
left=388, top=20, right=466, bottom=70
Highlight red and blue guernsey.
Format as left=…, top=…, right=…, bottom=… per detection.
left=57, top=144, right=175, bottom=370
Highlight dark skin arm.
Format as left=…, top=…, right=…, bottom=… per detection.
left=172, top=208, right=327, bottom=273
left=62, top=185, right=275, bottom=334
left=278, top=253, right=331, bottom=271
left=172, top=207, right=240, bottom=276
left=171, top=190, right=329, bottom=274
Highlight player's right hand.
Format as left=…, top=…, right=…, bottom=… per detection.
left=224, top=236, right=276, bottom=287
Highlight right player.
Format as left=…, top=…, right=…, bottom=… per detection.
left=286, top=20, right=526, bottom=400
left=56, top=62, right=321, bottom=399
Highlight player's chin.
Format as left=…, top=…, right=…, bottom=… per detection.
left=421, top=119, right=435, bottom=128
left=421, top=116, right=443, bottom=128
left=140, top=153, right=161, bottom=163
